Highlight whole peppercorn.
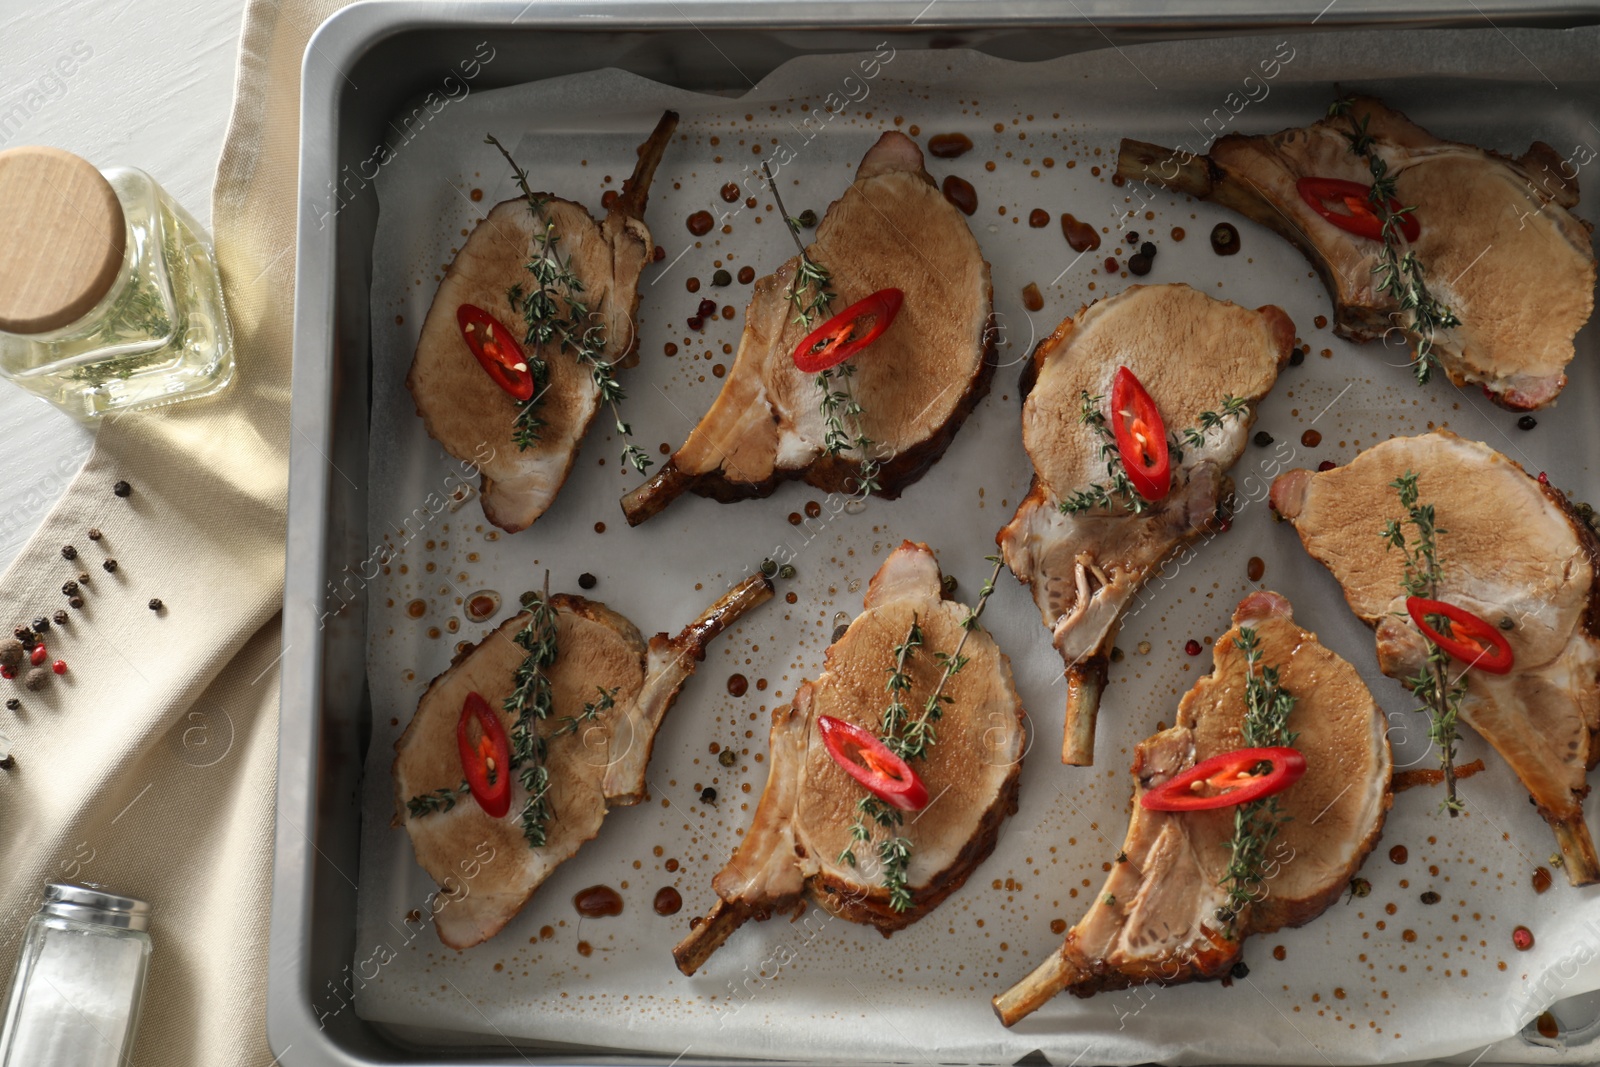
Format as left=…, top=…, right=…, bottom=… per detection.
left=4, top=698, right=18, bottom=711
left=796, top=209, right=818, bottom=228
left=0, top=639, right=22, bottom=669
left=103, top=559, right=118, bottom=573
left=148, top=599, right=164, bottom=612
left=78, top=573, right=90, bottom=585
left=1230, top=961, right=1250, bottom=980
left=12, top=627, right=31, bottom=644
left=718, top=748, right=737, bottom=767
left=1140, top=241, right=1157, bottom=258
left=68, top=597, right=83, bottom=609
left=1253, top=430, right=1274, bottom=447
left=577, top=574, right=597, bottom=590
left=778, top=564, right=797, bottom=580
left=699, top=787, right=717, bottom=804
left=711, top=269, right=732, bottom=287
left=1518, top=415, right=1538, bottom=431
left=24, top=667, right=49, bottom=691
left=61, top=580, right=79, bottom=597
left=1127, top=253, right=1152, bottom=276
left=1349, top=876, right=1372, bottom=898
left=87, top=528, right=102, bottom=541
left=51, top=660, right=66, bottom=676
left=759, top=558, right=778, bottom=578
left=113, top=480, right=131, bottom=497
left=1288, top=347, right=1305, bottom=366
left=31, top=617, right=48, bottom=634
left=0, top=755, right=13, bottom=770
left=52, top=611, right=67, bottom=626
left=61, top=545, right=77, bottom=561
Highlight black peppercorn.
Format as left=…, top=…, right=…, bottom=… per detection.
left=777, top=564, right=796, bottom=580
left=31, top=617, right=48, bottom=634
left=52, top=610, right=67, bottom=626
left=4, top=698, right=18, bottom=711
left=1230, top=961, right=1250, bottom=980
left=1420, top=890, right=1441, bottom=905
left=1123, top=230, right=1140, bottom=246
left=1140, top=241, right=1157, bottom=258
left=113, top=480, right=131, bottom=497
left=796, top=209, right=818, bottom=228
left=103, top=559, right=118, bottom=573
left=1289, top=347, right=1305, bottom=366
left=61, top=545, right=77, bottom=560
left=61, top=581, right=79, bottom=597
left=87, top=528, right=102, bottom=541
left=148, top=598, right=164, bottom=612
left=0, top=755, right=14, bottom=770
left=1253, top=430, right=1274, bottom=447
left=1518, top=415, right=1537, bottom=431
left=77, top=573, right=89, bottom=585
left=759, top=558, right=778, bottom=578
left=577, top=573, right=597, bottom=590
left=718, top=748, right=737, bottom=767
left=1127, top=253, right=1152, bottom=276
left=699, top=787, right=717, bottom=804
left=14, top=629, right=34, bottom=649
left=711, top=268, right=732, bottom=287
left=68, top=597, right=83, bottom=609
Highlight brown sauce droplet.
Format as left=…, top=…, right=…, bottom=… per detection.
left=1060, top=213, right=1101, bottom=253
left=1210, top=222, right=1240, bottom=256
left=928, top=132, right=974, bottom=158
left=1533, top=866, right=1553, bottom=894
left=1022, top=283, right=1044, bottom=313
left=686, top=277, right=700, bottom=293
left=804, top=500, right=822, bottom=518
left=1401, top=928, right=1417, bottom=942
left=1028, top=208, right=1050, bottom=228
left=686, top=211, right=714, bottom=236
left=665, top=858, right=680, bottom=873
left=1536, top=1011, right=1560, bottom=1039
left=727, top=673, right=749, bottom=697
left=788, top=512, right=802, bottom=525
left=594, top=521, right=606, bottom=534
left=539, top=925, right=554, bottom=940
left=941, top=175, right=977, bottom=216
left=406, top=599, right=427, bottom=619
left=720, top=182, right=740, bottom=203
left=1389, top=845, right=1409, bottom=864
left=1246, top=556, right=1265, bottom=582
left=576, top=940, right=593, bottom=957
left=1301, top=429, right=1322, bottom=448
left=664, top=342, right=679, bottom=356
left=1272, top=945, right=1287, bottom=961
left=600, top=189, right=618, bottom=210
left=469, top=188, right=483, bottom=202
left=1048, top=918, right=1067, bottom=935
left=737, top=265, right=755, bottom=284
left=653, top=887, right=683, bottom=915
left=1170, top=226, right=1185, bottom=242
left=1314, top=314, right=1328, bottom=329
left=573, top=885, right=623, bottom=917
left=785, top=591, right=798, bottom=604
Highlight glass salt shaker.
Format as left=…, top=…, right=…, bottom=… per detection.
left=0, top=884, right=153, bottom=1067
left=0, top=146, right=234, bottom=418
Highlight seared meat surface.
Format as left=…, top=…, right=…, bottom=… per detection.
left=1117, top=97, right=1595, bottom=409
left=1271, top=431, right=1600, bottom=883
left=393, top=574, right=771, bottom=949
left=998, top=283, right=1294, bottom=765
left=621, top=132, right=995, bottom=526
left=672, top=542, right=1026, bottom=975
left=408, top=112, right=678, bottom=533
left=994, top=591, right=1391, bottom=1025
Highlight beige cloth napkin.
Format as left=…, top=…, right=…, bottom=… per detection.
left=0, top=0, right=344, bottom=1062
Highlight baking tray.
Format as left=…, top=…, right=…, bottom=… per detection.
left=275, top=3, right=1600, bottom=1065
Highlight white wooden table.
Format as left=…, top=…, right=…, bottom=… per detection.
left=0, top=0, right=244, bottom=568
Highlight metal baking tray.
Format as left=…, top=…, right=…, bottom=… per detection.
left=275, top=2, right=1600, bottom=1064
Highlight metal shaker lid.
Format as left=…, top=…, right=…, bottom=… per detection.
left=0, top=146, right=127, bottom=335
left=42, top=883, right=151, bottom=932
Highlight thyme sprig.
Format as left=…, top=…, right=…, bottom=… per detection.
left=549, top=686, right=619, bottom=740
left=1217, top=626, right=1299, bottom=936
left=486, top=134, right=653, bottom=474
left=506, top=574, right=561, bottom=847
left=406, top=781, right=469, bottom=818
left=837, top=558, right=1005, bottom=911
left=1382, top=470, right=1467, bottom=815
left=1060, top=391, right=1248, bottom=515
left=1326, top=98, right=1460, bottom=385
left=757, top=160, right=882, bottom=495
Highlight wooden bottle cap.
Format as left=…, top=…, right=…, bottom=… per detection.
left=0, top=146, right=126, bottom=335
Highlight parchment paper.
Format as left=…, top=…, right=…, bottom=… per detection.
left=352, top=25, right=1600, bottom=1066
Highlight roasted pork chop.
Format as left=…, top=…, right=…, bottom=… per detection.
left=393, top=573, right=771, bottom=949
left=621, top=132, right=994, bottom=526
left=672, top=542, right=1026, bottom=975
left=408, top=111, right=678, bottom=533
left=1271, top=431, right=1600, bottom=884
left=994, top=591, right=1391, bottom=1026
left=998, top=283, right=1294, bottom=765
left=1117, top=97, right=1596, bottom=409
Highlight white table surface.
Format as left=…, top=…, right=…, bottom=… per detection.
left=0, top=0, right=245, bottom=569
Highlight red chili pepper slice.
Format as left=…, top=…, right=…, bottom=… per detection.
left=1296, top=177, right=1421, bottom=243
left=1406, top=596, right=1514, bottom=675
left=1109, top=366, right=1172, bottom=502
left=791, top=288, right=904, bottom=374
left=457, top=691, right=513, bottom=818
left=817, top=714, right=928, bottom=811
left=1140, top=746, right=1306, bottom=812
left=457, top=304, right=536, bottom=401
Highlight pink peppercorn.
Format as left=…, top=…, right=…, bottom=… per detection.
left=1184, top=639, right=1202, bottom=656
left=51, top=660, right=66, bottom=676
left=1513, top=925, right=1535, bottom=951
